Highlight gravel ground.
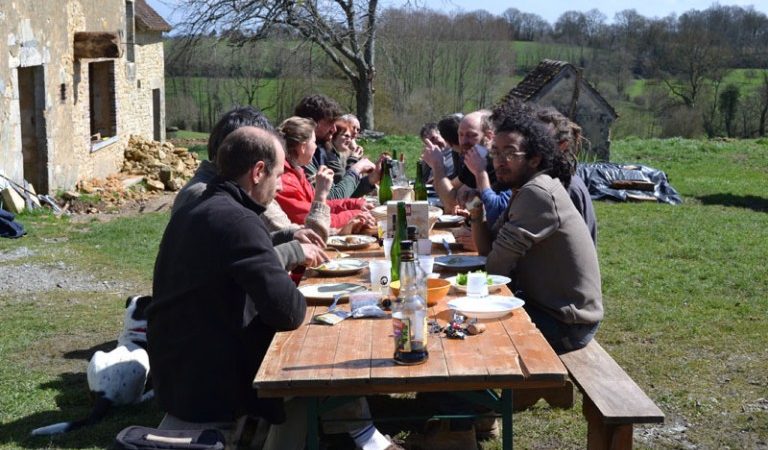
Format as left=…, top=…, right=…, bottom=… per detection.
left=0, top=247, right=136, bottom=294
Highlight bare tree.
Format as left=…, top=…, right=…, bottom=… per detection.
left=176, top=0, right=381, bottom=129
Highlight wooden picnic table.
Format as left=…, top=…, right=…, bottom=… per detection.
left=254, top=232, right=568, bottom=450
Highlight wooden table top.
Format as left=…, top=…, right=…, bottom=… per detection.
left=254, top=236, right=568, bottom=398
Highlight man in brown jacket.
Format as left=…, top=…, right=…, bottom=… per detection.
left=469, top=108, right=603, bottom=353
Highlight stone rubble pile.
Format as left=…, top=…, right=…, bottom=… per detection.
left=70, top=135, right=199, bottom=211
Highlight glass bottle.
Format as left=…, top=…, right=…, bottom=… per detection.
left=414, top=161, right=428, bottom=201
left=392, top=240, right=429, bottom=365
left=407, top=225, right=429, bottom=303
left=390, top=202, right=408, bottom=283
left=378, top=158, right=392, bottom=205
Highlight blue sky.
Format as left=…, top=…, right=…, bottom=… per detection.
left=146, top=0, right=767, bottom=26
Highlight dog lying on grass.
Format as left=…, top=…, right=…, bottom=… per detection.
left=31, top=295, right=153, bottom=435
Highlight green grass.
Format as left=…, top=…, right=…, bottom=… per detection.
left=1, top=138, right=767, bottom=448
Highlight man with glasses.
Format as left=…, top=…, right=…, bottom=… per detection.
left=468, top=108, right=603, bottom=353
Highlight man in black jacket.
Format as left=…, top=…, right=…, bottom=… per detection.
left=148, top=126, right=306, bottom=424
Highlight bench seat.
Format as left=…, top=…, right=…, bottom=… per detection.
left=559, top=340, right=664, bottom=450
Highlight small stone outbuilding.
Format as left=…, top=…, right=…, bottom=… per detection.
left=502, top=59, right=618, bottom=160
left=0, top=0, right=171, bottom=194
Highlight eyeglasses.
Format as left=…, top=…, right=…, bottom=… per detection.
left=489, top=150, right=526, bottom=162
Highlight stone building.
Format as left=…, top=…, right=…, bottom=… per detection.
left=502, top=59, right=618, bottom=160
left=0, top=0, right=170, bottom=194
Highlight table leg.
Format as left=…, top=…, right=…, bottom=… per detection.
left=306, top=397, right=320, bottom=450
left=502, top=389, right=513, bottom=450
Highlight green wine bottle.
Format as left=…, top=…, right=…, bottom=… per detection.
left=378, top=158, right=393, bottom=205
left=390, top=202, right=408, bottom=283
left=414, top=161, right=428, bottom=201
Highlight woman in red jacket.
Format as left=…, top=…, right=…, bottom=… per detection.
left=276, top=117, right=375, bottom=231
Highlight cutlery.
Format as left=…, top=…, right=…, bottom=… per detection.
left=442, top=238, right=452, bottom=256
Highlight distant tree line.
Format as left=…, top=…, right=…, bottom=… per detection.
left=165, top=3, right=768, bottom=139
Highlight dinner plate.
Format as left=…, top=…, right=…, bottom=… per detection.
left=298, top=282, right=368, bottom=300
left=436, top=214, right=465, bottom=225
left=447, top=295, right=525, bottom=320
left=326, top=235, right=377, bottom=250
left=446, top=274, right=512, bottom=293
left=434, top=255, right=486, bottom=271
left=312, top=259, right=368, bottom=276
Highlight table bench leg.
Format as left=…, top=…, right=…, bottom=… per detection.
left=306, top=397, right=320, bottom=450
left=502, top=389, right=513, bottom=450
left=583, top=397, right=633, bottom=450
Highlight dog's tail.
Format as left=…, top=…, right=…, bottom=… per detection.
left=30, top=395, right=113, bottom=436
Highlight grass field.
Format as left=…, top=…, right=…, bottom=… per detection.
left=1, top=138, right=767, bottom=449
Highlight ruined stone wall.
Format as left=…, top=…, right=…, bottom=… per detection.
left=533, top=70, right=615, bottom=161
left=0, top=1, right=166, bottom=194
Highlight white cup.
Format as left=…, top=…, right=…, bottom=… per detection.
left=417, top=238, right=432, bottom=255
left=418, top=256, right=435, bottom=275
left=369, top=260, right=392, bottom=294
left=466, top=272, right=489, bottom=297
left=383, top=238, right=394, bottom=259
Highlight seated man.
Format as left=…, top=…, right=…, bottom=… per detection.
left=150, top=127, right=399, bottom=450
left=468, top=110, right=603, bottom=353
left=149, top=127, right=308, bottom=426
left=294, top=94, right=378, bottom=199
left=418, top=121, right=455, bottom=183
left=423, top=110, right=497, bottom=213
left=173, top=106, right=329, bottom=269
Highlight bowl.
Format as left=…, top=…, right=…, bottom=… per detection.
left=389, top=278, right=451, bottom=306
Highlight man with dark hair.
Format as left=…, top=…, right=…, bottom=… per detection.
left=173, top=106, right=329, bottom=270
left=294, top=95, right=377, bottom=199
left=468, top=111, right=603, bottom=353
left=149, top=126, right=306, bottom=426
left=418, top=122, right=455, bottom=183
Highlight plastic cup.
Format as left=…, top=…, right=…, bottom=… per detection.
left=377, top=220, right=388, bottom=239
left=466, top=272, right=489, bottom=297
left=383, top=238, right=394, bottom=259
left=418, top=256, right=435, bottom=275
left=369, top=260, right=392, bottom=294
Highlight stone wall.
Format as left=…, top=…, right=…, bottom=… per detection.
left=0, top=0, right=167, bottom=194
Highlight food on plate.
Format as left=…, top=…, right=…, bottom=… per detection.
left=456, top=271, right=493, bottom=286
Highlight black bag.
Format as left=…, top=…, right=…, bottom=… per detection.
left=113, top=426, right=225, bottom=450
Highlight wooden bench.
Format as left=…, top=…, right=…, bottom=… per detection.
left=559, top=340, right=665, bottom=450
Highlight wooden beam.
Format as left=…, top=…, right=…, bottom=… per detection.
left=74, top=32, right=121, bottom=59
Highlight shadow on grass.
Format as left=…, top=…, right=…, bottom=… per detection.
left=62, top=340, right=117, bottom=361
left=1, top=371, right=161, bottom=449
left=697, top=194, right=768, bottom=212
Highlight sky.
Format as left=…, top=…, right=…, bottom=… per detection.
left=146, top=0, right=768, bottom=26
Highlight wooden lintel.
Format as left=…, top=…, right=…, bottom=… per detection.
left=74, top=32, right=121, bottom=59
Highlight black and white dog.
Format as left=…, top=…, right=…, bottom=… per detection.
left=31, top=295, right=154, bottom=435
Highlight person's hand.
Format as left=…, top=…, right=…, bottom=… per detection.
left=293, top=228, right=325, bottom=247
left=350, top=158, right=376, bottom=176
left=338, top=211, right=375, bottom=235
left=464, top=147, right=487, bottom=177
left=456, top=185, right=479, bottom=209
left=351, top=142, right=364, bottom=159
left=454, top=226, right=477, bottom=252
left=367, top=154, right=388, bottom=185
left=421, top=138, right=444, bottom=170
left=313, top=165, right=334, bottom=202
left=301, top=243, right=330, bottom=268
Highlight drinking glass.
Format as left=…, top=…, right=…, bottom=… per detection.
left=369, top=260, right=392, bottom=294
left=466, top=272, right=489, bottom=297
left=383, top=238, right=394, bottom=259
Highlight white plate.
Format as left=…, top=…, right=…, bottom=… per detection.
left=429, top=234, right=456, bottom=244
left=312, top=259, right=369, bottom=276
left=447, top=295, right=525, bottom=320
left=298, top=282, right=368, bottom=300
left=436, top=214, right=464, bottom=225
left=326, top=235, right=377, bottom=250
left=434, top=255, right=486, bottom=271
left=446, top=274, right=512, bottom=293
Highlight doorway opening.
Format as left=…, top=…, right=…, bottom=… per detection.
left=18, top=65, right=49, bottom=193
left=152, top=88, right=162, bottom=141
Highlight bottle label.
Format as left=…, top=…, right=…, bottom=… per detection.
left=393, top=316, right=411, bottom=352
